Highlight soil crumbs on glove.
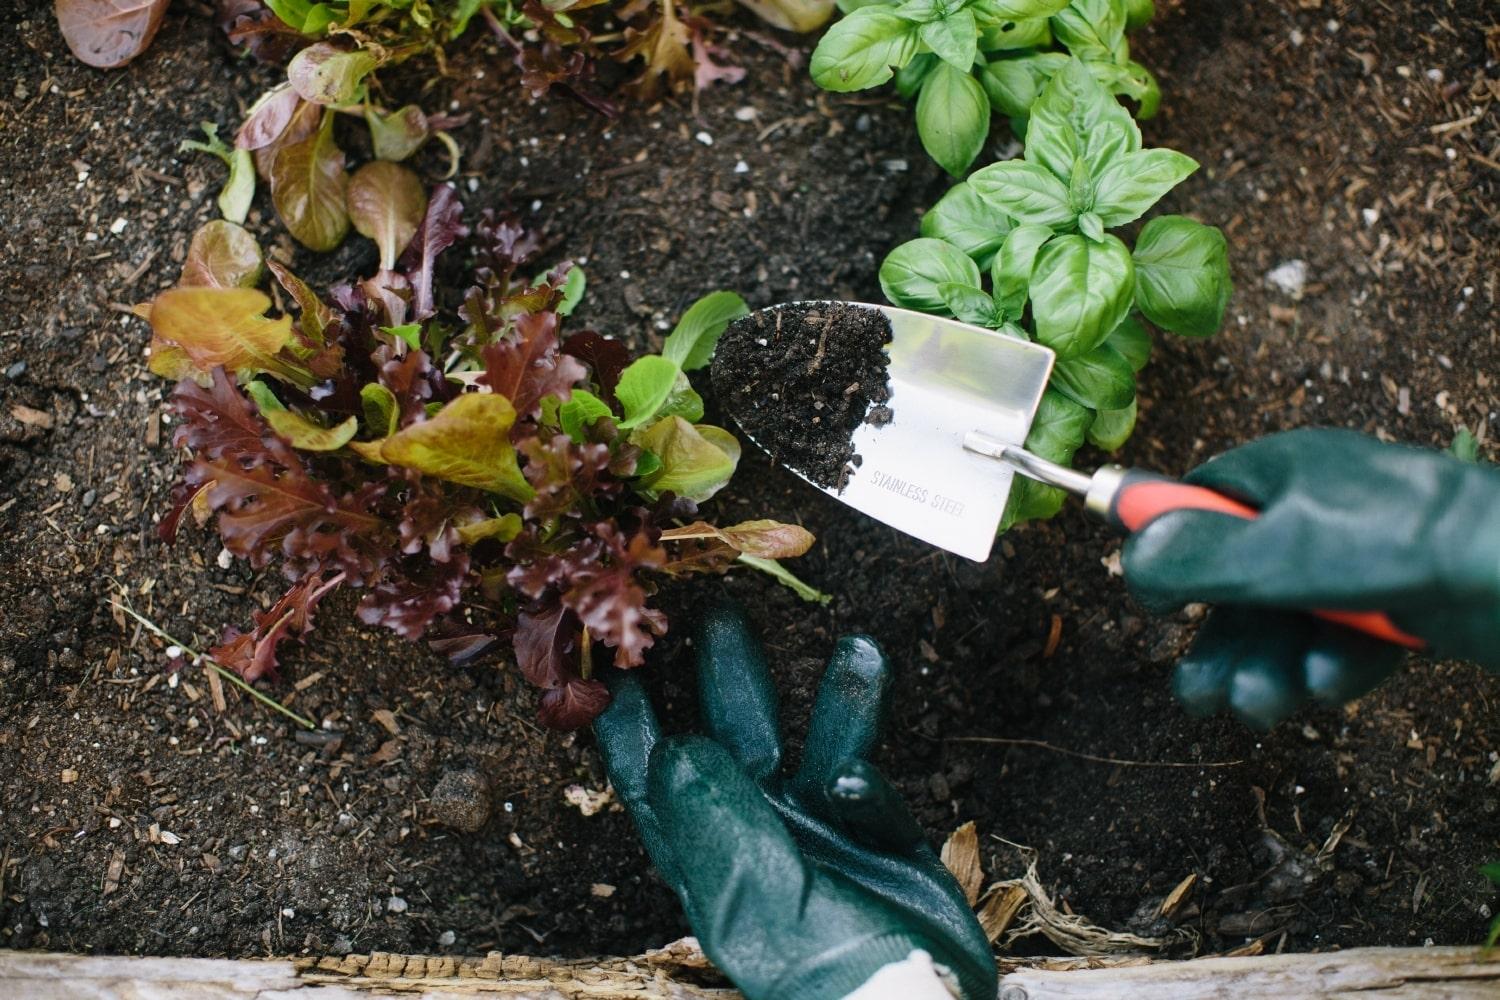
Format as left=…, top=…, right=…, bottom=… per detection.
left=714, top=302, right=892, bottom=490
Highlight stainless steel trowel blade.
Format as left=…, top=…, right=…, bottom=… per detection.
left=736, top=303, right=1056, bottom=562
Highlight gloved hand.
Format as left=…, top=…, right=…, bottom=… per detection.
left=1123, top=428, right=1500, bottom=728
left=593, top=602, right=995, bottom=1000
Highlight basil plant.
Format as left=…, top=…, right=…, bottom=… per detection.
left=879, top=60, right=1231, bottom=528
left=811, top=0, right=1159, bottom=177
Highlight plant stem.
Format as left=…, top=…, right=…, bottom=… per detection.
left=111, top=598, right=317, bottom=731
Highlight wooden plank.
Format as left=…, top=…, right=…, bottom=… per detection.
left=996, top=946, right=1499, bottom=999
left=1, top=944, right=1494, bottom=999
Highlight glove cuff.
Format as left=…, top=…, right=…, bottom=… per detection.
left=769, top=932, right=964, bottom=1000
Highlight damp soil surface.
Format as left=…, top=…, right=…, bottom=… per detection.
left=3, top=0, right=1499, bottom=967
left=714, top=302, right=892, bottom=489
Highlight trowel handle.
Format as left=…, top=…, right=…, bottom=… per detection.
left=1096, top=468, right=1426, bottom=650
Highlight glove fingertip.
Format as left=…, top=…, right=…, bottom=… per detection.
left=1171, top=657, right=1230, bottom=718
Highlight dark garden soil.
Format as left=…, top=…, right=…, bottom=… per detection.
left=715, top=301, right=893, bottom=489
left=2, top=0, right=1498, bottom=966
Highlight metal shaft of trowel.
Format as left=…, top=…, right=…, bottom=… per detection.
left=964, top=428, right=1426, bottom=649
left=963, top=431, right=1127, bottom=519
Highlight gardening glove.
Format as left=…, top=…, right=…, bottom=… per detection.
left=1122, top=428, right=1500, bottom=729
left=593, top=601, right=996, bottom=1000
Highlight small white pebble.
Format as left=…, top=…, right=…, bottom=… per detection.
left=1426, top=68, right=1444, bottom=82
left=159, top=831, right=181, bottom=845
left=387, top=896, right=409, bottom=913
left=1361, top=207, right=1379, bottom=226
left=281, top=908, right=295, bottom=918
left=1289, top=28, right=1304, bottom=46
left=109, top=217, right=127, bottom=234
left=438, top=930, right=456, bottom=946
left=530, top=199, right=542, bottom=212
left=734, top=159, right=749, bottom=174
left=733, top=106, right=757, bottom=122
left=466, top=177, right=479, bottom=192
left=619, top=270, right=631, bottom=279
left=694, top=130, right=714, bottom=146
left=217, top=548, right=233, bottom=570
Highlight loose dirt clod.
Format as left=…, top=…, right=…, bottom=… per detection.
left=713, top=302, right=892, bottom=489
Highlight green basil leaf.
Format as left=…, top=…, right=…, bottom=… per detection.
left=1087, top=397, right=1137, bottom=451
left=559, top=388, right=614, bottom=442
left=1051, top=341, right=1135, bottom=410
left=1078, top=210, right=1104, bottom=242
left=287, top=43, right=381, bottom=106
left=970, top=160, right=1074, bottom=227
left=1132, top=216, right=1231, bottom=336
left=557, top=265, right=587, bottom=317
left=1049, top=0, right=1124, bottom=62
left=916, top=62, right=991, bottom=177
left=346, top=161, right=426, bottom=270
left=269, top=111, right=349, bottom=252
left=615, top=354, right=682, bottom=429
left=662, top=290, right=749, bottom=370
left=810, top=9, right=922, bottom=92
left=1124, top=0, right=1154, bottom=28
left=879, top=237, right=983, bottom=312
left=991, top=223, right=1054, bottom=320
left=1093, top=59, right=1160, bottom=119
left=920, top=181, right=1013, bottom=269
left=978, top=56, right=1043, bottom=118
left=1105, top=314, right=1151, bottom=371
left=919, top=9, right=977, bottom=71
left=1029, top=232, right=1134, bottom=357
left=938, top=282, right=1001, bottom=326
left=895, top=52, right=939, bottom=98
left=1090, top=148, right=1198, bottom=227
left=361, top=382, right=399, bottom=437
left=892, top=0, right=953, bottom=22
left=1025, top=58, right=1140, bottom=179
left=977, top=16, right=1053, bottom=50
left=970, top=0, right=1069, bottom=19
left=999, top=388, right=1090, bottom=530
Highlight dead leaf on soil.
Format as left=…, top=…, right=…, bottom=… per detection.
left=1156, top=872, right=1198, bottom=921
left=941, top=821, right=984, bottom=906
left=977, top=883, right=1027, bottom=943
left=55, top=0, right=170, bottom=69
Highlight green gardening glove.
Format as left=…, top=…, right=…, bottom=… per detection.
left=1123, top=428, right=1500, bottom=729
left=593, top=601, right=995, bottom=1000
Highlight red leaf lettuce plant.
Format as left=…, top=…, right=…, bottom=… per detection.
left=145, top=190, right=818, bottom=729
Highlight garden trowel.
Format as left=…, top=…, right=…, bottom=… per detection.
left=717, top=302, right=1418, bottom=648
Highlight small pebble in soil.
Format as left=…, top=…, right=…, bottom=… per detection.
left=428, top=768, right=492, bottom=833
left=713, top=302, right=892, bottom=490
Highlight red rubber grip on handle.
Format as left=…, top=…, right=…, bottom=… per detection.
left=1113, top=478, right=1425, bottom=650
